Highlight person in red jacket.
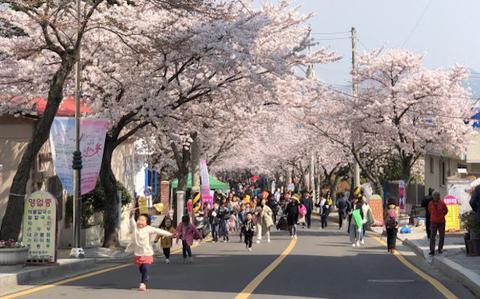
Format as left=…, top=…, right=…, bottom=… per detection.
left=428, top=191, right=448, bottom=256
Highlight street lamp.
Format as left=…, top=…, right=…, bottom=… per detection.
left=70, top=0, right=84, bottom=258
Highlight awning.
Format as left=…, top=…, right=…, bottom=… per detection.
left=171, top=173, right=229, bottom=191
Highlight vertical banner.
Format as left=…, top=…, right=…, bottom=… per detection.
left=444, top=195, right=461, bottom=231
left=23, top=191, right=57, bottom=263
left=50, top=117, right=108, bottom=195
left=199, top=159, right=213, bottom=208
left=399, top=180, right=406, bottom=213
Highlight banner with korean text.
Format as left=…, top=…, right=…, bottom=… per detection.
left=50, top=117, right=108, bottom=195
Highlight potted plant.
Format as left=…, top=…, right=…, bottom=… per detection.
left=461, top=211, right=480, bottom=256
left=0, top=239, right=28, bottom=266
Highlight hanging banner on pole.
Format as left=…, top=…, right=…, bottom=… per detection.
left=50, top=117, right=108, bottom=195
left=199, top=159, right=213, bottom=208
left=399, top=180, right=406, bottom=213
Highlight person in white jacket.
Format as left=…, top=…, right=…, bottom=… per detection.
left=360, top=197, right=373, bottom=245
left=127, top=209, right=172, bottom=291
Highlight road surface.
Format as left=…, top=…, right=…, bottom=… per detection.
left=2, top=219, right=476, bottom=299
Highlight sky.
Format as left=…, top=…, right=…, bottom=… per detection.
left=258, top=0, right=480, bottom=90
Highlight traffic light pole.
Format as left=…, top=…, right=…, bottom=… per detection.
left=70, top=0, right=84, bottom=258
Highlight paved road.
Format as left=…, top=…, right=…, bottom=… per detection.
left=7, top=219, right=477, bottom=299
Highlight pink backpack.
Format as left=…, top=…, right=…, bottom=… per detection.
left=298, top=204, right=307, bottom=216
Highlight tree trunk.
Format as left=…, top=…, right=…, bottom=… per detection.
left=373, top=181, right=384, bottom=197
left=400, top=155, right=413, bottom=184
left=101, top=138, right=120, bottom=248
left=0, top=57, right=75, bottom=240
left=178, top=169, right=188, bottom=193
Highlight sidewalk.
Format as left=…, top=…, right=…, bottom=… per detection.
left=371, top=224, right=480, bottom=297
left=0, top=241, right=184, bottom=297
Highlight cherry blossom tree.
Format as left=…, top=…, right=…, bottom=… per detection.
left=305, top=49, right=475, bottom=193
left=353, top=49, right=473, bottom=184
left=0, top=0, right=213, bottom=240
left=84, top=0, right=335, bottom=246
left=0, top=0, right=110, bottom=240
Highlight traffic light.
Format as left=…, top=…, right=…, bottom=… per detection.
left=72, top=150, right=83, bottom=170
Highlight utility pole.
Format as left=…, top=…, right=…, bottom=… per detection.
left=70, top=0, right=84, bottom=258
left=306, top=28, right=317, bottom=200
left=310, top=154, right=316, bottom=202
left=351, top=27, right=361, bottom=188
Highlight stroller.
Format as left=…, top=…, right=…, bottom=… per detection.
left=276, top=210, right=288, bottom=231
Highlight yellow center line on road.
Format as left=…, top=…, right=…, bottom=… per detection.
left=372, top=236, right=458, bottom=299
left=235, top=238, right=297, bottom=299
left=0, top=237, right=211, bottom=299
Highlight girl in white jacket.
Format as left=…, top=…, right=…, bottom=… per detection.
left=127, top=209, right=172, bottom=291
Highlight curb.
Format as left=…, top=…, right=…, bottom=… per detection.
left=433, top=256, right=480, bottom=298
left=0, top=259, right=100, bottom=292
left=403, top=238, right=428, bottom=260
left=401, top=238, right=480, bottom=298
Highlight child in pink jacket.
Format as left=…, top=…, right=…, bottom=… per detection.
left=176, top=215, right=202, bottom=263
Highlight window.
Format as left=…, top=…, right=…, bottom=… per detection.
left=429, top=157, right=434, bottom=174
left=439, top=160, right=446, bottom=186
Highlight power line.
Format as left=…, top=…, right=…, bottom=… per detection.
left=311, top=31, right=350, bottom=35
left=401, top=0, right=433, bottom=47
left=314, top=37, right=350, bottom=41
left=357, top=38, right=368, bottom=50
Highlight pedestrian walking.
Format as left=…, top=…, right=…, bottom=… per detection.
left=384, top=200, right=399, bottom=253
left=127, top=210, right=172, bottom=291
left=208, top=204, right=219, bottom=243
left=301, top=192, right=314, bottom=229
left=154, top=216, right=176, bottom=264
left=349, top=197, right=364, bottom=247
left=428, top=191, right=448, bottom=256
left=268, top=195, right=279, bottom=226
left=286, top=194, right=300, bottom=239
left=242, top=212, right=255, bottom=251
left=421, top=188, right=434, bottom=239
left=360, top=197, right=374, bottom=244
left=335, top=192, right=348, bottom=229
left=319, top=197, right=330, bottom=229
left=218, top=197, right=231, bottom=242
left=176, top=215, right=202, bottom=263
left=257, top=196, right=274, bottom=243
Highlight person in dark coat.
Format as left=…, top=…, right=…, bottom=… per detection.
left=421, top=188, right=434, bottom=239
left=301, top=191, right=314, bottom=229
left=335, top=192, right=348, bottom=229
left=286, top=195, right=300, bottom=239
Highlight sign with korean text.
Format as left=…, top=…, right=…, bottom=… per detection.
left=444, top=195, right=461, bottom=231
left=50, top=117, right=109, bottom=195
left=138, top=196, right=149, bottom=215
left=22, top=191, right=57, bottom=263
left=369, top=195, right=384, bottom=226
left=199, top=159, right=213, bottom=208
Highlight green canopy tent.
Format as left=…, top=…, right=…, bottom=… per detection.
left=171, top=173, right=229, bottom=191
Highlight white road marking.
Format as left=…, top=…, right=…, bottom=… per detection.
left=368, top=279, right=416, bottom=283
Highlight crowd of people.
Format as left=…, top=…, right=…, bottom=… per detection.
left=127, top=182, right=428, bottom=291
